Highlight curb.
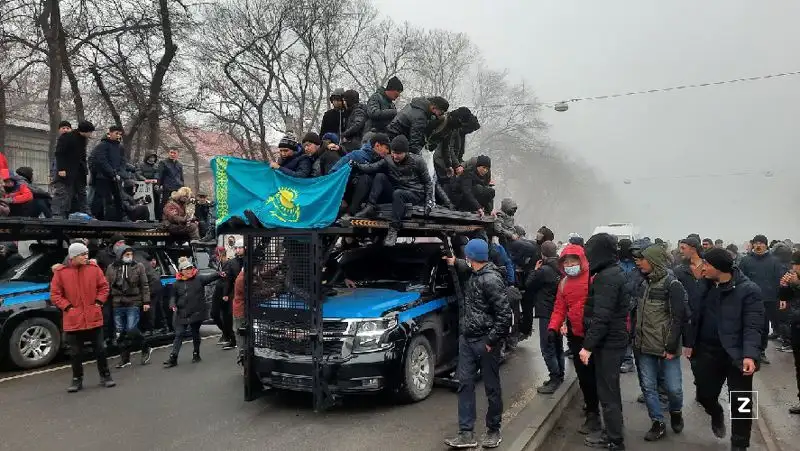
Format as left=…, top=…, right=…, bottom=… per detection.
left=753, top=375, right=783, bottom=451
left=504, top=375, right=579, bottom=451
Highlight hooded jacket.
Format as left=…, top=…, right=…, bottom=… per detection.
left=739, top=251, right=784, bottom=302
left=54, top=130, right=89, bottom=183
left=157, top=158, right=184, bottom=193
left=319, top=107, right=347, bottom=138
left=2, top=176, right=33, bottom=205
left=582, top=233, right=629, bottom=350
left=50, top=260, right=109, bottom=332
left=310, top=146, right=343, bottom=178
left=341, top=90, right=367, bottom=150
left=278, top=150, right=312, bottom=178
left=632, top=245, right=687, bottom=356
left=494, top=198, right=517, bottom=241
left=162, top=198, right=190, bottom=226
left=170, top=269, right=221, bottom=325
left=452, top=164, right=492, bottom=213
left=137, top=153, right=159, bottom=180
left=548, top=244, right=590, bottom=337
left=105, top=245, right=150, bottom=308
left=89, top=137, right=126, bottom=181
left=526, top=255, right=561, bottom=318
left=330, top=142, right=382, bottom=173
left=431, top=109, right=481, bottom=177
left=454, top=260, right=512, bottom=346
left=385, top=97, right=434, bottom=154
left=685, top=269, right=764, bottom=367
left=364, top=90, right=397, bottom=134
left=356, top=153, right=432, bottom=199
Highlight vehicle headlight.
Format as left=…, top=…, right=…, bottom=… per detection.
left=353, top=317, right=398, bottom=353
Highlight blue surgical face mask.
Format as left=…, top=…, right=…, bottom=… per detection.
left=564, top=265, right=581, bottom=277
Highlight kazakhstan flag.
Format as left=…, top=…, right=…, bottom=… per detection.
left=212, top=156, right=351, bottom=229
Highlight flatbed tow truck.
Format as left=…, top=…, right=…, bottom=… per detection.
left=222, top=204, right=498, bottom=411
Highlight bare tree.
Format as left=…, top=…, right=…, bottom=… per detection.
left=409, top=29, right=473, bottom=100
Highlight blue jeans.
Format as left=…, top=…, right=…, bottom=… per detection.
left=538, top=317, right=565, bottom=380
left=114, top=306, right=140, bottom=333
left=621, top=343, right=634, bottom=366
left=636, top=352, right=683, bottom=421
left=457, top=335, right=503, bottom=432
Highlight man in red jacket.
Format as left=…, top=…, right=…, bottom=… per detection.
left=50, top=242, right=115, bottom=393
left=1, top=170, right=34, bottom=217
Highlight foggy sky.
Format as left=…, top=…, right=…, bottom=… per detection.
left=371, top=0, right=800, bottom=244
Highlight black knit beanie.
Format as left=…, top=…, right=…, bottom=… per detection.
left=703, top=248, right=734, bottom=273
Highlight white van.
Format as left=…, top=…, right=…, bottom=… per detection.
left=591, top=223, right=641, bottom=242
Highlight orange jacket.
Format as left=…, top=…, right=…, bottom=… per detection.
left=50, top=261, right=110, bottom=332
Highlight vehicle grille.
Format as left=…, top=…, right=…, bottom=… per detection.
left=253, top=319, right=348, bottom=357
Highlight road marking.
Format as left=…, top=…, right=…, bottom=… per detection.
left=0, top=334, right=222, bottom=384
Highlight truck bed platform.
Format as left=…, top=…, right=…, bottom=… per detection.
left=0, top=217, right=168, bottom=241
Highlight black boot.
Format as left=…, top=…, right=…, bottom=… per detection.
left=67, top=377, right=83, bottom=393
left=355, top=204, right=377, bottom=218
left=578, top=411, right=602, bottom=435
left=711, top=411, right=727, bottom=438
left=163, top=354, right=178, bottom=368
left=644, top=421, right=666, bottom=441
left=670, top=411, right=684, bottom=433
left=536, top=377, right=563, bottom=394
left=383, top=227, right=398, bottom=247
left=100, top=372, right=116, bottom=388
left=192, top=351, right=202, bottom=363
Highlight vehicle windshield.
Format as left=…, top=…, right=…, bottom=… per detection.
left=325, top=244, right=438, bottom=291
left=0, top=253, right=48, bottom=282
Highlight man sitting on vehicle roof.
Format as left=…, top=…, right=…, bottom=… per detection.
left=330, top=133, right=392, bottom=216
left=1, top=169, right=34, bottom=217
left=162, top=187, right=200, bottom=242
left=450, top=154, right=493, bottom=217
left=352, top=135, right=432, bottom=247
left=270, top=134, right=310, bottom=178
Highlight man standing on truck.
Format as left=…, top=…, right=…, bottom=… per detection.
left=52, top=120, right=95, bottom=218
left=444, top=238, right=511, bottom=449
left=50, top=242, right=115, bottom=393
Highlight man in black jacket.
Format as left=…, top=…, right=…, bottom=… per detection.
left=52, top=120, right=95, bottom=218
left=219, top=239, right=244, bottom=350
left=353, top=135, right=432, bottom=246
left=364, top=76, right=403, bottom=136
left=779, top=251, right=800, bottom=415
left=579, top=233, right=628, bottom=450
left=739, top=234, right=784, bottom=364
left=432, top=107, right=480, bottom=186
left=386, top=96, right=449, bottom=154
left=136, top=153, right=160, bottom=220
left=527, top=241, right=563, bottom=394
left=444, top=238, right=511, bottom=449
left=451, top=155, right=494, bottom=215
left=684, top=248, right=763, bottom=451
left=341, top=90, right=366, bottom=152
left=89, top=125, right=126, bottom=220
left=157, top=148, right=184, bottom=204
left=319, top=88, right=347, bottom=138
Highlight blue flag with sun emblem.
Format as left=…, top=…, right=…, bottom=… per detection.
left=211, top=156, right=351, bottom=229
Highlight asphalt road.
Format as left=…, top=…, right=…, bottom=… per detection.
left=0, top=334, right=550, bottom=451
left=543, top=359, right=769, bottom=451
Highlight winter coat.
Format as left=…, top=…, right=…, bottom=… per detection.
left=489, top=243, right=516, bottom=285
left=94, top=247, right=117, bottom=273
left=779, top=283, right=800, bottom=324
left=385, top=97, right=433, bottom=154
left=54, top=130, right=89, bottom=183
left=233, top=270, right=245, bottom=319
left=356, top=153, right=432, bottom=198
left=364, top=90, right=397, bottom=134
left=157, top=159, right=184, bottom=193
left=632, top=245, right=687, bottom=356
left=105, top=248, right=150, bottom=308
left=548, top=244, right=590, bottom=337
left=494, top=198, right=517, bottom=242
left=673, top=263, right=705, bottom=330
left=739, top=251, right=784, bottom=302
left=137, top=154, right=160, bottom=180
left=162, top=199, right=190, bottom=226
left=278, top=152, right=312, bottom=178
left=311, top=148, right=343, bottom=177
left=684, top=270, right=764, bottom=367
left=50, top=261, right=110, bottom=332
left=170, top=270, right=221, bottom=325
left=342, top=103, right=367, bottom=150
left=582, top=233, right=629, bottom=351
left=223, top=256, right=243, bottom=298
left=452, top=165, right=492, bottom=212
left=2, top=176, right=33, bottom=206
left=454, top=260, right=512, bottom=346
left=319, top=108, right=347, bottom=138
left=89, top=138, right=126, bottom=182
left=507, top=239, right=541, bottom=269
left=14, top=173, right=50, bottom=200
left=527, top=257, right=561, bottom=318
left=330, top=142, right=381, bottom=173
left=195, top=200, right=214, bottom=225
left=431, top=112, right=481, bottom=177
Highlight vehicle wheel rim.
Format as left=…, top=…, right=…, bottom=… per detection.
left=19, top=326, right=53, bottom=362
left=410, top=345, right=431, bottom=392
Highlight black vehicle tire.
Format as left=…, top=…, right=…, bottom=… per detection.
left=398, top=335, right=435, bottom=403
left=8, top=317, right=62, bottom=369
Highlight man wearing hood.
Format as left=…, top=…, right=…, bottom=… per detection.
left=739, top=234, right=784, bottom=364
left=548, top=243, right=602, bottom=435
left=94, top=234, right=127, bottom=341
left=319, top=88, right=348, bottom=138
left=631, top=245, right=688, bottom=442
left=386, top=96, right=450, bottom=154
left=89, top=125, right=127, bottom=220
left=684, top=248, right=763, bottom=451
left=162, top=187, right=200, bottom=241
left=444, top=239, right=511, bottom=449
left=137, top=153, right=161, bottom=220
left=15, top=167, right=51, bottom=218
left=451, top=155, right=494, bottom=216
left=364, top=76, right=403, bottom=135
left=1, top=171, right=34, bottom=217
left=431, top=106, right=481, bottom=185
left=270, top=134, right=311, bottom=178
left=492, top=199, right=518, bottom=246
left=106, top=244, right=152, bottom=367
left=52, top=120, right=95, bottom=218
left=341, top=90, right=367, bottom=151
left=120, top=179, right=150, bottom=222
left=579, top=233, right=628, bottom=450
left=353, top=135, right=432, bottom=246
left=525, top=241, right=564, bottom=394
